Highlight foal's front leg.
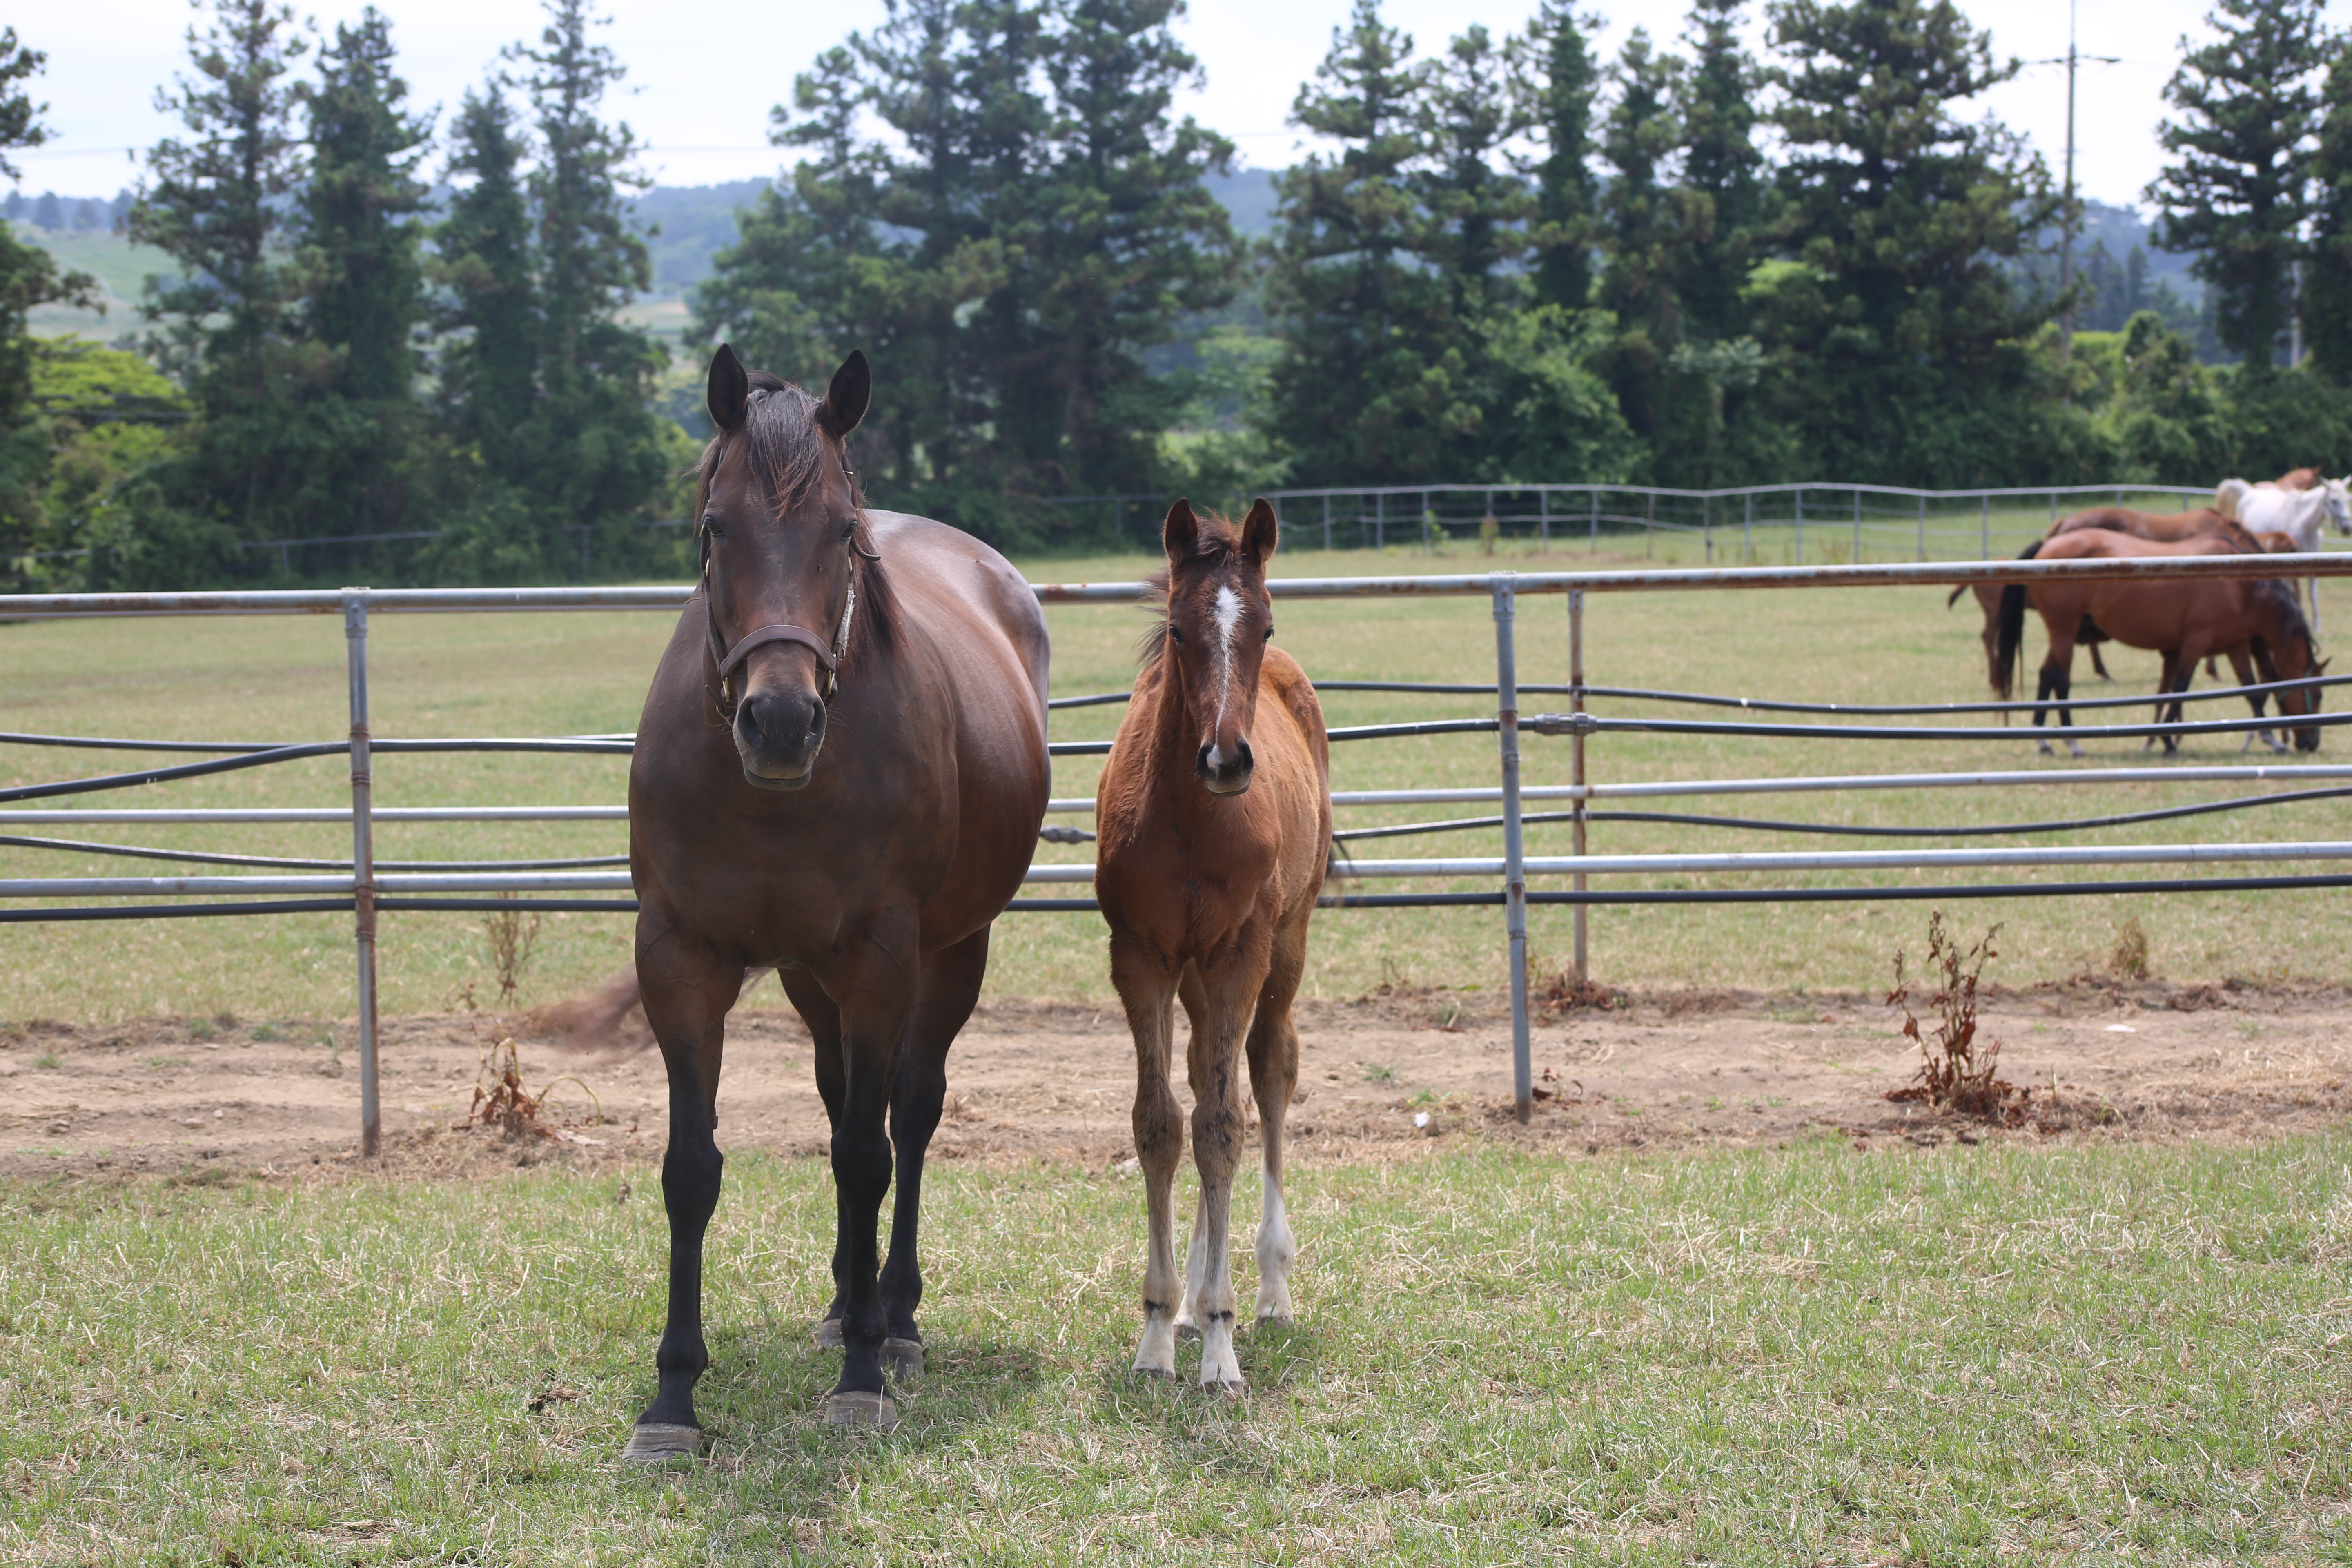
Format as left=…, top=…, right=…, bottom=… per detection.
left=1114, top=934, right=1185, bottom=1379
left=624, top=932, right=741, bottom=1461
left=1187, top=942, right=1272, bottom=1392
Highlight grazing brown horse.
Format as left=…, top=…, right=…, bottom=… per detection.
left=1995, top=530, right=2326, bottom=755
left=622, top=345, right=1049, bottom=1448
left=1096, top=499, right=1331, bottom=1391
left=2047, top=505, right=2243, bottom=544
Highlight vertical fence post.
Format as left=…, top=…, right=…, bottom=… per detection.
left=1569, top=587, right=1588, bottom=987
left=1323, top=493, right=1332, bottom=552
left=1539, top=488, right=1550, bottom=547
left=1375, top=491, right=1384, bottom=550
left=1744, top=490, right=1752, bottom=559
left=342, top=587, right=380, bottom=1158
left=1795, top=487, right=1804, bottom=560
left=1917, top=492, right=1927, bottom=561
left=1851, top=489, right=1861, bottom=560
left=1702, top=493, right=1712, bottom=563
left=1980, top=494, right=1990, bottom=558
left=1644, top=491, right=1655, bottom=556
left=1492, top=574, right=1531, bottom=1124
left=1588, top=489, right=1598, bottom=551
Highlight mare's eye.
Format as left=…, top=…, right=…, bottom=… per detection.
left=840, top=523, right=858, bottom=544
left=702, top=515, right=725, bottom=538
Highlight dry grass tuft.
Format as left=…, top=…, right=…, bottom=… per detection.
left=1886, top=912, right=2024, bottom=1120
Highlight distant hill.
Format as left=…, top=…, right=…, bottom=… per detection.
left=3, top=222, right=179, bottom=340
left=626, top=179, right=773, bottom=299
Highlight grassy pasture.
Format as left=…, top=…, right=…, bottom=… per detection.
left=1, top=1135, right=2347, bottom=1564
left=4, top=515, right=2351, bottom=1024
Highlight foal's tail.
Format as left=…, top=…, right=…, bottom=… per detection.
left=1321, top=829, right=1354, bottom=906
left=1991, top=539, right=2042, bottom=701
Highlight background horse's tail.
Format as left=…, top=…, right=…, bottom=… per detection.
left=1946, top=583, right=1968, bottom=608
left=1992, top=539, right=2042, bottom=701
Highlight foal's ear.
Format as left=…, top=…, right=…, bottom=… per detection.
left=1240, top=497, right=1278, bottom=566
left=816, top=350, right=871, bottom=439
left=707, top=344, right=750, bottom=434
left=1163, top=497, right=1199, bottom=558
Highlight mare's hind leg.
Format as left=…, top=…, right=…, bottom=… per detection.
left=624, top=929, right=744, bottom=1461
left=875, top=926, right=993, bottom=1381
left=779, top=968, right=851, bottom=1348
left=1245, top=902, right=1309, bottom=1329
left=1113, top=931, right=1185, bottom=1380
left=1186, top=928, right=1275, bottom=1392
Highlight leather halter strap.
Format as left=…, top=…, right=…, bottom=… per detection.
left=717, top=622, right=836, bottom=684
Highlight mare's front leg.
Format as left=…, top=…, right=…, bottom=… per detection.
left=877, top=926, right=993, bottom=1381
left=778, top=968, right=850, bottom=1348
left=822, top=917, right=922, bottom=1428
left=1112, top=931, right=1185, bottom=1379
left=624, top=927, right=742, bottom=1461
left=1187, top=927, right=1275, bottom=1392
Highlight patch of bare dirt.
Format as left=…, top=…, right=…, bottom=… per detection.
left=1, top=978, right=2347, bottom=1182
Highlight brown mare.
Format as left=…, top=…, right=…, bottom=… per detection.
left=1096, top=499, right=1332, bottom=1391
left=1994, top=530, right=2326, bottom=756
left=622, top=346, right=1049, bottom=1448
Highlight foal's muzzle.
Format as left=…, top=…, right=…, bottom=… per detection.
left=735, top=686, right=828, bottom=789
left=1196, top=738, right=1254, bottom=795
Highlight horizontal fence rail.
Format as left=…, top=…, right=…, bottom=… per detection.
left=6, top=545, right=2349, bottom=1139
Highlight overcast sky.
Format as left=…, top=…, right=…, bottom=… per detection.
left=3, top=0, right=2323, bottom=213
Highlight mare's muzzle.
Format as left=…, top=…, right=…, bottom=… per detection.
left=735, top=682, right=828, bottom=789
left=1196, top=738, right=1254, bottom=795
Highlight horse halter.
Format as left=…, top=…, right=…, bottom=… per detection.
left=699, top=433, right=871, bottom=722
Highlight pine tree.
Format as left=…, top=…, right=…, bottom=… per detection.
left=1595, top=29, right=1694, bottom=444
left=2303, top=42, right=2352, bottom=382
left=1759, top=0, right=2063, bottom=482
left=1416, top=24, right=1529, bottom=313
left=127, top=0, right=311, bottom=555
left=1265, top=0, right=1449, bottom=483
left=1036, top=0, right=1242, bottom=494
left=1522, top=2, right=1599, bottom=311
left=1675, top=0, right=1768, bottom=347
left=2147, top=0, right=2328, bottom=368
left=434, top=86, right=538, bottom=459
left=298, top=8, right=433, bottom=540
left=507, top=0, right=675, bottom=568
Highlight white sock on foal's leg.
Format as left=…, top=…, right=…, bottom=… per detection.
left=1253, top=1158, right=1296, bottom=1326
left=1174, top=1191, right=1209, bottom=1338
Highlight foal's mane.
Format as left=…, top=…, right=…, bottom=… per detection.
left=696, top=369, right=895, bottom=657
left=1135, top=509, right=1248, bottom=670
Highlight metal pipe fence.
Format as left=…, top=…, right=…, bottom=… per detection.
left=7, top=548, right=2352, bottom=1138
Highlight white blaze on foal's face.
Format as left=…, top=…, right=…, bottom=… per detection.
left=1206, top=584, right=1244, bottom=765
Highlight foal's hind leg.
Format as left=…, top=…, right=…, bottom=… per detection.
left=1245, top=902, right=1309, bottom=1329
left=875, top=926, right=993, bottom=1382
left=1113, top=933, right=1185, bottom=1380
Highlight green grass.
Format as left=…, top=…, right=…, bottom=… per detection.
left=4, top=521, right=2351, bottom=1023
left=2, top=1136, right=2347, bottom=1563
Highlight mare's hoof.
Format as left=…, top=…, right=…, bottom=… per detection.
left=813, top=1317, right=844, bottom=1349
left=824, top=1391, right=899, bottom=1431
left=882, top=1337, right=924, bottom=1381
left=620, top=1423, right=702, bottom=1463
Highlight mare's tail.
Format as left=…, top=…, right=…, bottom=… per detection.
left=1992, top=539, right=2043, bottom=701
left=533, top=965, right=651, bottom=1054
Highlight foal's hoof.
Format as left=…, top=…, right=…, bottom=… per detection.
left=882, top=1337, right=924, bottom=1382
left=813, top=1317, right=844, bottom=1349
left=620, top=1423, right=702, bottom=1464
left=823, top=1391, right=899, bottom=1432
left=1174, top=1319, right=1200, bottom=1343
left=1254, top=1312, right=1293, bottom=1332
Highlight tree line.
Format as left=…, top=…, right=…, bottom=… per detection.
left=5, top=0, right=2352, bottom=585
left=0, top=2, right=686, bottom=590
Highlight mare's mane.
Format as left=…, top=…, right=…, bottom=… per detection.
left=1135, top=508, right=1248, bottom=670
left=2254, top=575, right=2316, bottom=655
left=695, top=368, right=896, bottom=657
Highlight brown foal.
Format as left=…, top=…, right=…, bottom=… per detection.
left=1095, top=499, right=1332, bottom=1391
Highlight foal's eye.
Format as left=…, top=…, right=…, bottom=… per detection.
left=1168, top=626, right=1185, bottom=644
left=1263, top=624, right=1275, bottom=640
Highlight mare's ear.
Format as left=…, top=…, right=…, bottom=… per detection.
left=1163, top=498, right=1199, bottom=558
left=707, top=344, right=749, bottom=434
left=1239, top=497, right=1278, bottom=566
left=816, top=350, right=871, bottom=439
